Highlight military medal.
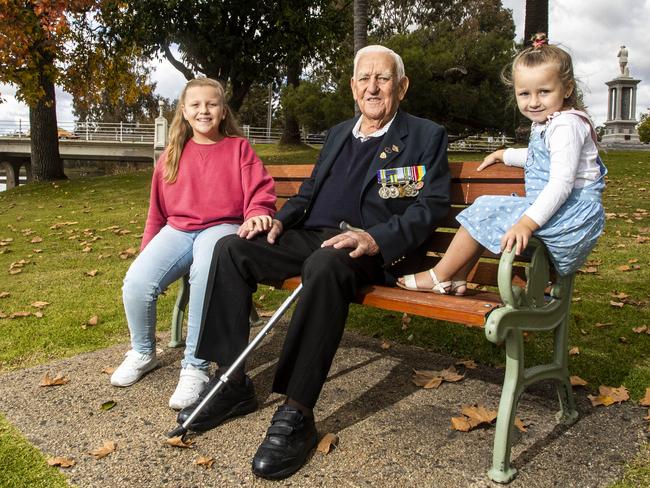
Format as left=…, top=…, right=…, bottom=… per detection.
left=378, top=183, right=390, bottom=199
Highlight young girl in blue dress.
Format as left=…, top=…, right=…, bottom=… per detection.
left=398, top=34, right=606, bottom=295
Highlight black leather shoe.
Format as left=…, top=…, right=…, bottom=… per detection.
left=176, top=375, right=257, bottom=432
left=251, top=405, right=318, bottom=480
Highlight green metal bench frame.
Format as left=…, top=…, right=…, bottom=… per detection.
left=169, top=274, right=262, bottom=348
left=169, top=161, right=580, bottom=484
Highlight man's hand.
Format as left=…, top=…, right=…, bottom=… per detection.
left=266, top=219, right=284, bottom=244
left=500, top=215, right=539, bottom=255
left=321, top=230, right=379, bottom=258
left=477, top=149, right=505, bottom=171
left=238, top=215, right=273, bottom=240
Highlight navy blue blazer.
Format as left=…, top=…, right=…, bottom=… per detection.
left=276, top=109, right=451, bottom=279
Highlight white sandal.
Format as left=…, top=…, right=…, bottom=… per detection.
left=449, top=280, right=467, bottom=296
left=397, top=269, right=451, bottom=294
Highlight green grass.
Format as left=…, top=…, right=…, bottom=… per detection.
left=0, top=416, right=69, bottom=488
left=0, top=146, right=648, bottom=485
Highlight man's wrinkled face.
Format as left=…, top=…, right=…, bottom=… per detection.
left=351, top=52, right=409, bottom=128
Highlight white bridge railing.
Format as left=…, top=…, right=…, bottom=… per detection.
left=0, top=120, right=155, bottom=143
left=0, top=120, right=514, bottom=151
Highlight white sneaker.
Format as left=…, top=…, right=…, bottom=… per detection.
left=168, top=365, right=210, bottom=410
left=110, top=350, right=158, bottom=387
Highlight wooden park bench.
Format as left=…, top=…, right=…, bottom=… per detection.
left=170, top=161, right=579, bottom=484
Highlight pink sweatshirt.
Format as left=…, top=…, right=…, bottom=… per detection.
left=141, top=137, right=276, bottom=249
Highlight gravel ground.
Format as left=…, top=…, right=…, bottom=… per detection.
left=0, top=322, right=647, bottom=488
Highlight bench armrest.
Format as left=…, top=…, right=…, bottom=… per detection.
left=496, top=237, right=550, bottom=309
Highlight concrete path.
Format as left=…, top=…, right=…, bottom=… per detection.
left=0, top=321, right=646, bottom=488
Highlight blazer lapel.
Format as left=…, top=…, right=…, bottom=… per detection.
left=362, top=109, right=409, bottom=191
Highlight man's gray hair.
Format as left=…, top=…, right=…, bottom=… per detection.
left=353, top=45, right=405, bottom=81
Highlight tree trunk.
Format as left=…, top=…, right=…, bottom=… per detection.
left=30, top=75, right=65, bottom=182
left=524, top=0, right=548, bottom=45
left=353, top=0, right=368, bottom=55
left=353, top=0, right=368, bottom=116
left=280, top=58, right=302, bottom=145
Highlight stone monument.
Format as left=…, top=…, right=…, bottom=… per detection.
left=603, top=45, right=641, bottom=144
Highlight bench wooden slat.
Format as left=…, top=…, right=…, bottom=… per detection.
left=450, top=161, right=523, bottom=180
left=267, top=164, right=314, bottom=179
left=280, top=276, right=501, bottom=327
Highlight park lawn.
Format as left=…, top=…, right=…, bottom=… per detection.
left=0, top=148, right=648, bottom=486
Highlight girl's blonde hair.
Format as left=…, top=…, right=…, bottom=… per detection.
left=163, top=78, right=244, bottom=183
left=502, top=33, right=587, bottom=114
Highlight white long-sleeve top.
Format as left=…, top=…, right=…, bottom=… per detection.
left=503, top=111, right=601, bottom=227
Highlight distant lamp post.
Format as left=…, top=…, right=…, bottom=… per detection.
left=154, top=100, right=168, bottom=163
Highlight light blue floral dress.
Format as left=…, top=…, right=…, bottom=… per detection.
left=457, top=116, right=606, bottom=276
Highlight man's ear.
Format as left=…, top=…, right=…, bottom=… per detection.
left=350, top=77, right=358, bottom=101
left=398, top=76, right=410, bottom=101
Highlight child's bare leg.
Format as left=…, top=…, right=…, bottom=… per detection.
left=398, top=227, right=484, bottom=290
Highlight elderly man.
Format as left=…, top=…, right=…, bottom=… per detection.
left=179, top=45, right=450, bottom=479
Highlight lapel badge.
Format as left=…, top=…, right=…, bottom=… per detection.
left=384, top=146, right=392, bottom=153
left=392, top=144, right=399, bottom=153
left=379, top=151, right=387, bottom=159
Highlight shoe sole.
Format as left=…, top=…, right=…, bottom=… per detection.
left=185, top=397, right=258, bottom=432
left=110, top=362, right=158, bottom=387
left=251, top=434, right=318, bottom=480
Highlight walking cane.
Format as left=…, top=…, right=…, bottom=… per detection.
left=166, top=221, right=360, bottom=439
left=166, top=283, right=303, bottom=439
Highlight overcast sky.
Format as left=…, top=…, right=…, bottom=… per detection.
left=1, top=1, right=649, bottom=127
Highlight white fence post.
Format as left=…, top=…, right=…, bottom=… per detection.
left=153, top=101, right=168, bottom=164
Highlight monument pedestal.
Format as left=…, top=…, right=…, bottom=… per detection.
left=603, top=75, right=641, bottom=144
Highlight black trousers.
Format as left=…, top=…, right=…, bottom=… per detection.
left=195, top=228, right=385, bottom=409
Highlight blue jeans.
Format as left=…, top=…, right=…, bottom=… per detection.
left=122, top=224, right=239, bottom=370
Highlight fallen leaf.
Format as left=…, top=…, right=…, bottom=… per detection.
left=628, top=258, right=639, bottom=264
left=101, top=366, right=116, bottom=374
left=89, top=440, right=116, bottom=459
left=100, top=400, right=116, bottom=411
left=450, top=416, right=473, bottom=432
left=462, top=404, right=497, bottom=424
left=166, top=436, right=194, bottom=448
left=616, top=265, right=631, bottom=272
left=588, top=385, right=629, bottom=407
left=8, top=268, right=22, bottom=275
left=578, top=266, right=598, bottom=274
left=451, top=404, right=498, bottom=432
left=47, top=457, right=75, bottom=468
left=633, top=326, right=648, bottom=334
left=611, top=291, right=630, bottom=300
left=317, top=433, right=339, bottom=454
left=455, top=359, right=477, bottom=369
left=569, top=347, right=580, bottom=356
left=33, top=248, right=42, bottom=253
left=31, top=301, right=50, bottom=309
left=594, top=322, right=613, bottom=328
left=380, top=340, right=391, bottom=350
left=514, top=417, right=528, bottom=433
left=610, top=301, right=625, bottom=308
left=412, top=370, right=443, bottom=389
left=0, top=291, right=10, bottom=298
left=640, top=388, right=650, bottom=407
left=195, top=456, right=215, bottom=469
left=440, top=366, right=464, bottom=382
left=39, top=372, right=70, bottom=387
left=9, top=311, right=32, bottom=318
left=119, top=248, right=137, bottom=259
left=85, top=269, right=99, bottom=277
left=570, top=376, right=588, bottom=386
left=82, top=246, right=92, bottom=253
left=30, top=236, right=43, bottom=243
left=401, top=312, right=411, bottom=330
left=86, top=315, right=99, bottom=326
left=34, top=311, right=44, bottom=318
